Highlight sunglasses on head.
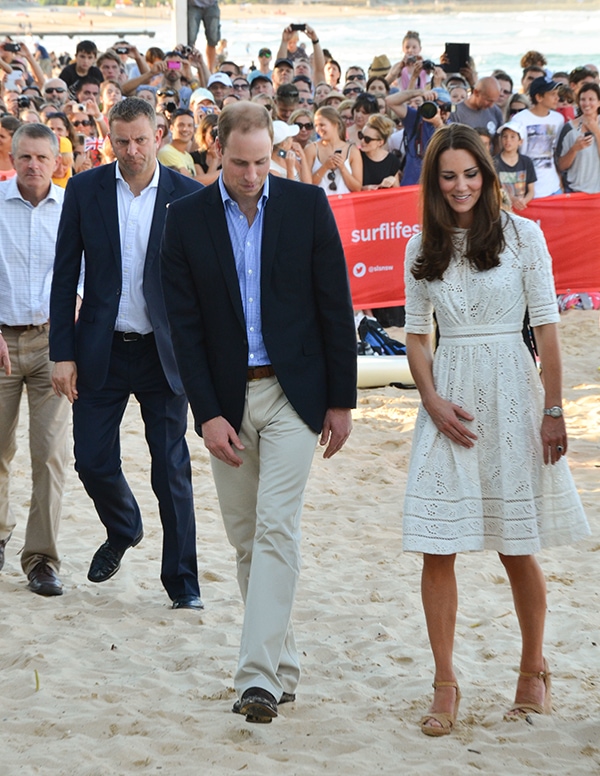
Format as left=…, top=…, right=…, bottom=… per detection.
left=358, top=131, right=381, bottom=143
left=72, top=119, right=92, bottom=127
left=295, top=121, right=313, bottom=131
left=45, top=87, right=66, bottom=94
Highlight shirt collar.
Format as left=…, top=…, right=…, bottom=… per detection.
left=115, top=159, right=160, bottom=193
left=218, top=172, right=270, bottom=210
left=4, top=175, right=63, bottom=205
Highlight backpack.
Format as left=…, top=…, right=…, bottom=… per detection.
left=357, top=317, right=406, bottom=356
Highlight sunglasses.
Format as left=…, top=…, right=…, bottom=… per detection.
left=72, top=119, right=92, bottom=127
left=45, top=87, right=66, bottom=94
left=343, top=87, right=362, bottom=96
left=259, top=51, right=272, bottom=58
left=346, top=74, right=364, bottom=81
left=298, top=97, right=314, bottom=105
left=295, top=121, right=313, bottom=131
left=358, top=131, right=381, bottom=143
left=157, top=89, right=177, bottom=97
left=232, top=82, right=249, bottom=90
left=327, top=170, right=337, bottom=191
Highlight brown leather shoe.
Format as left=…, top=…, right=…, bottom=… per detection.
left=27, top=561, right=63, bottom=596
left=0, top=532, right=11, bottom=572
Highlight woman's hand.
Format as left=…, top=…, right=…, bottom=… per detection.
left=423, top=394, right=477, bottom=448
left=541, top=415, right=567, bottom=465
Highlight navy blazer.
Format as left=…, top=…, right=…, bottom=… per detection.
left=160, top=175, right=357, bottom=435
left=49, top=163, right=201, bottom=393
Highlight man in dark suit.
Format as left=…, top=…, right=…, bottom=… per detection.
left=161, top=102, right=357, bottom=722
left=49, top=98, right=203, bottom=610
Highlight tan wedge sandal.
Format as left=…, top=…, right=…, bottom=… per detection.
left=505, top=658, right=552, bottom=720
left=420, top=681, right=461, bottom=737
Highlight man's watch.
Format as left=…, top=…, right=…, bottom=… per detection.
left=543, top=406, right=563, bottom=418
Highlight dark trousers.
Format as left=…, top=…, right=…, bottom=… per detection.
left=73, top=334, right=199, bottom=600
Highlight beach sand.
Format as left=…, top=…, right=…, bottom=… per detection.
left=1, top=309, right=599, bottom=775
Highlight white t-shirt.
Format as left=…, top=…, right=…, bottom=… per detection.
left=511, top=108, right=564, bottom=197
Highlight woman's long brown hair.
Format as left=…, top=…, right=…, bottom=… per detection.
left=412, top=124, right=505, bottom=281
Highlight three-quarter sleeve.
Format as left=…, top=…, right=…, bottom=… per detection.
left=519, top=219, right=560, bottom=328
left=404, top=233, right=434, bottom=334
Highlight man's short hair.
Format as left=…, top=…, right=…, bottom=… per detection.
left=97, top=50, right=122, bottom=68
left=492, top=70, right=513, bottom=91
left=218, top=101, right=273, bottom=150
left=569, top=66, right=596, bottom=85
left=108, top=97, right=156, bottom=129
left=522, top=65, right=544, bottom=79
left=12, top=123, right=59, bottom=157
left=76, top=40, right=98, bottom=56
left=75, top=76, right=101, bottom=93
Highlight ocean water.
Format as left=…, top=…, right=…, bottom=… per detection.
left=15, top=7, right=600, bottom=85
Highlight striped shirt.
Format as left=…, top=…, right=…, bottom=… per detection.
left=218, top=174, right=270, bottom=366
left=0, top=176, right=64, bottom=326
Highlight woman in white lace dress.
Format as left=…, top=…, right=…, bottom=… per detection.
left=403, top=124, right=589, bottom=737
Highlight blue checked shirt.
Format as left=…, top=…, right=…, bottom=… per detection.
left=218, top=174, right=270, bottom=366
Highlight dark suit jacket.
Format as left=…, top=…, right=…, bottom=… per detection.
left=49, top=163, right=201, bottom=393
left=160, top=175, right=357, bottom=435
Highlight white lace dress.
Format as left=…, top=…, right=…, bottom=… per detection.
left=403, top=213, right=589, bottom=555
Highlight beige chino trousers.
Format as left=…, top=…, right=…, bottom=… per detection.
left=211, top=376, right=318, bottom=701
left=0, top=326, right=69, bottom=575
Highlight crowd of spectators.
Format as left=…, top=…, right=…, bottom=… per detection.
left=2, top=27, right=600, bottom=201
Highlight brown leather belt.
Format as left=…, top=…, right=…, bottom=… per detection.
left=247, top=364, right=275, bottom=381
left=2, top=323, right=48, bottom=333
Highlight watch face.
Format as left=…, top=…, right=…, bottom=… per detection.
left=546, top=407, right=563, bottom=417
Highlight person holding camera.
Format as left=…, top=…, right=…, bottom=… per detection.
left=386, top=87, right=450, bottom=186
left=269, top=120, right=311, bottom=183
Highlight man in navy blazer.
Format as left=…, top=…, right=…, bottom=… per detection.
left=161, top=102, right=357, bottom=721
left=49, top=98, right=202, bottom=609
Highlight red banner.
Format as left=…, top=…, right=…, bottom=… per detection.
left=329, top=188, right=600, bottom=308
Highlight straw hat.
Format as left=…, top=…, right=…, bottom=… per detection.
left=368, top=55, right=391, bottom=79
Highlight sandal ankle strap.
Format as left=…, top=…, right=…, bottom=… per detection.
left=432, top=681, right=459, bottom=689
left=518, top=668, right=551, bottom=679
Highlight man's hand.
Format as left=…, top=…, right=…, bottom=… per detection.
left=52, top=360, right=78, bottom=403
left=0, top=334, right=11, bottom=376
left=202, top=416, right=245, bottom=467
left=320, top=408, right=352, bottom=459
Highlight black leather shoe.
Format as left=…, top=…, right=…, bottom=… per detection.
left=27, top=561, right=63, bottom=596
left=238, top=687, right=279, bottom=723
left=87, top=532, right=143, bottom=583
left=0, top=532, right=11, bottom=572
left=172, top=595, right=204, bottom=610
left=232, top=691, right=295, bottom=716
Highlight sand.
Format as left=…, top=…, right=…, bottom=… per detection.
left=1, top=308, right=599, bottom=775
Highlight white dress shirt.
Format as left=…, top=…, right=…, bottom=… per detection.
left=0, top=177, right=64, bottom=326
left=114, top=162, right=160, bottom=334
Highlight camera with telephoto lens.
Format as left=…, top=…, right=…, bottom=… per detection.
left=417, top=101, right=438, bottom=119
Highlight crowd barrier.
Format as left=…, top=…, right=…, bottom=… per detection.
left=328, top=187, right=600, bottom=309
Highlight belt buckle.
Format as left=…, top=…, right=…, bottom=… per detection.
left=122, top=332, right=141, bottom=342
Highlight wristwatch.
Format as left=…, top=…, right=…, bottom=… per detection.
left=543, top=406, right=563, bottom=418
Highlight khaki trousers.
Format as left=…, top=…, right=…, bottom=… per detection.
left=0, top=326, right=69, bottom=575
left=211, top=376, right=318, bottom=700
